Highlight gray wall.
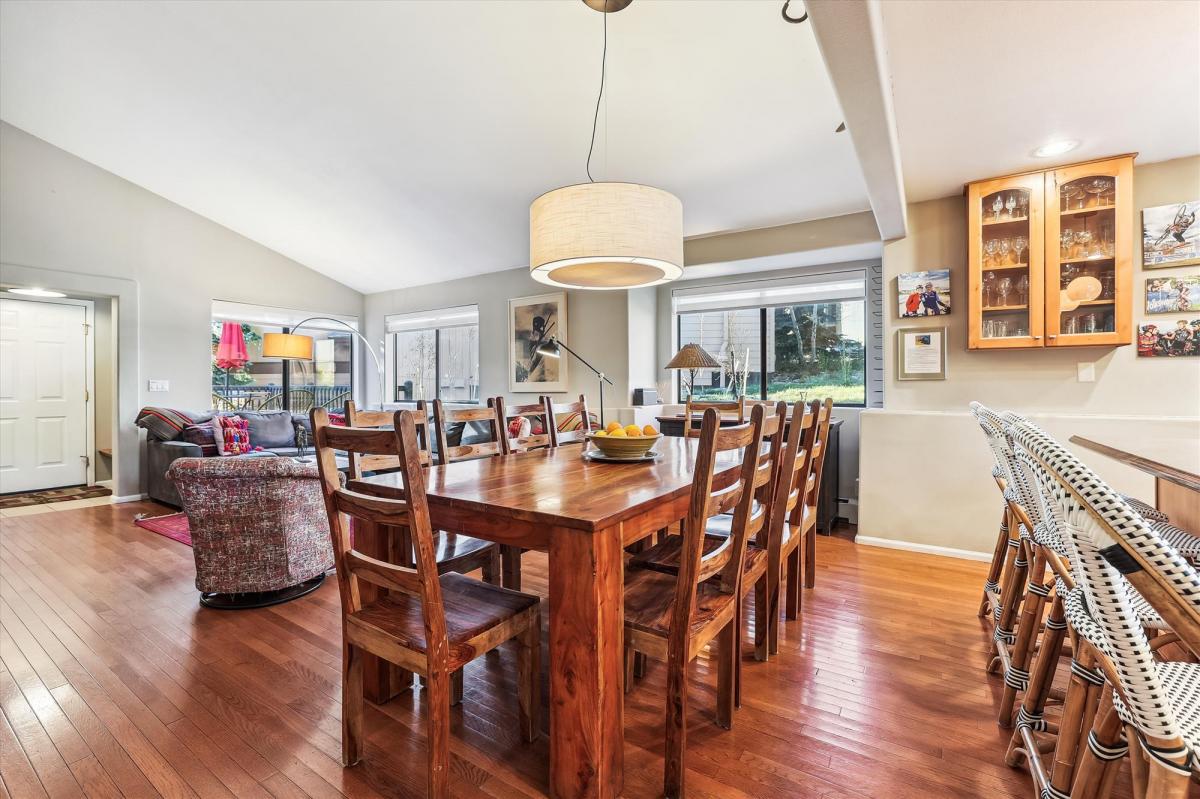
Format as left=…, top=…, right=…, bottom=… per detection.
left=0, top=122, right=364, bottom=495
left=365, top=266, right=631, bottom=409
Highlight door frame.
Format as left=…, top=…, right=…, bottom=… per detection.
left=3, top=295, right=96, bottom=488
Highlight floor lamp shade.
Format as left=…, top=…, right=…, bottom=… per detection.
left=262, top=332, right=314, bottom=360
left=530, top=182, right=684, bottom=290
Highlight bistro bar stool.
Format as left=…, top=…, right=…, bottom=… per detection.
left=622, top=407, right=764, bottom=798
left=311, top=409, right=541, bottom=798
left=1011, top=420, right=1200, bottom=799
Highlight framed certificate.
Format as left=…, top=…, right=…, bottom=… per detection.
left=896, top=327, right=947, bottom=381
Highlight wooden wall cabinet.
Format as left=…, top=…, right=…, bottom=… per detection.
left=967, top=155, right=1133, bottom=350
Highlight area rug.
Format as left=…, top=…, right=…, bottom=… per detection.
left=133, top=512, right=192, bottom=546
left=0, top=484, right=112, bottom=509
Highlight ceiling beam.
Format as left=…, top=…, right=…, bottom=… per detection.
left=805, top=0, right=908, bottom=240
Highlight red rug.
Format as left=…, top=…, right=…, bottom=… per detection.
left=134, top=512, right=192, bottom=546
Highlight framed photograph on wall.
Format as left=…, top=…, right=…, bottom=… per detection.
left=1137, top=319, right=1199, bottom=357
left=508, top=292, right=568, bottom=392
left=897, top=269, right=951, bottom=317
left=1145, top=275, right=1200, bottom=314
left=896, top=326, right=947, bottom=380
left=1142, top=201, right=1199, bottom=269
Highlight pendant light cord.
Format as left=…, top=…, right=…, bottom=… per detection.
left=585, top=0, right=608, bottom=182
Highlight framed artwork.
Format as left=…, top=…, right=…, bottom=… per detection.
left=1137, top=319, right=1200, bottom=357
left=896, top=326, right=947, bottom=380
left=1142, top=201, right=1199, bottom=268
left=898, top=269, right=951, bottom=317
left=1145, top=275, right=1200, bottom=314
left=508, top=292, right=568, bottom=392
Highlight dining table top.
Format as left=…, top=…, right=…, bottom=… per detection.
left=1070, top=435, right=1200, bottom=493
left=351, top=435, right=743, bottom=533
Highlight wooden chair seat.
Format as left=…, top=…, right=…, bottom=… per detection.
left=623, top=568, right=737, bottom=659
left=431, top=531, right=498, bottom=573
left=628, top=534, right=768, bottom=583
left=348, top=572, right=539, bottom=673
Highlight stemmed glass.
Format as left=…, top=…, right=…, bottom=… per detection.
left=1016, top=275, right=1029, bottom=306
left=984, top=239, right=999, bottom=266
left=998, top=238, right=1012, bottom=266
left=992, top=195, right=1004, bottom=222
left=1065, top=185, right=1086, bottom=210
left=1017, top=194, right=1029, bottom=219
left=1005, top=195, right=1017, bottom=219
left=1075, top=229, right=1094, bottom=258
left=997, top=277, right=1012, bottom=307
left=983, top=271, right=996, bottom=307
left=1061, top=262, right=1077, bottom=289
left=1060, top=229, right=1075, bottom=258
left=1013, top=235, right=1028, bottom=266
left=1085, top=178, right=1112, bottom=208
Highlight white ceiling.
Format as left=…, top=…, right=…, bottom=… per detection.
left=0, top=0, right=870, bottom=293
left=881, top=0, right=1200, bottom=203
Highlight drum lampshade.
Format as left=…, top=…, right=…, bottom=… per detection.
left=262, top=332, right=314, bottom=360
left=530, top=182, right=683, bottom=290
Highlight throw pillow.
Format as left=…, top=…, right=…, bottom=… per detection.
left=136, top=407, right=196, bottom=441
left=180, top=424, right=219, bottom=457
left=212, top=415, right=252, bottom=455
left=506, top=417, right=531, bottom=440
left=237, top=411, right=295, bottom=449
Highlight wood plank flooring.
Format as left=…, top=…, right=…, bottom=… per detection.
left=0, top=501, right=1137, bottom=797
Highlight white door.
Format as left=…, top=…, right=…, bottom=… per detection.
left=0, top=299, right=88, bottom=493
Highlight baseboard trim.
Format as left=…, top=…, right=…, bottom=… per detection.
left=856, top=535, right=991, bottom=562
left=112, top=493, right=148, bottom=504
left=95, top=480, right=114, bottom=490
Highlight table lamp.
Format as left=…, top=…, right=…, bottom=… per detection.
left=666, top=343, right=720, bottom=398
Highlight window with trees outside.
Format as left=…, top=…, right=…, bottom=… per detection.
left=385, top=305, right=480, bottom=403
left=673, top=271, right=866, bottom=406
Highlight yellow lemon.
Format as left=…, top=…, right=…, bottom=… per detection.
left=606, top=421, right=623, bottom=433
left=593, top=430, right=608, bottom=437
left=608, top=428, right=628, bottom=437
left=624, top=424, right=642, bottom=437
left=642, top=425, right=658, bottom=437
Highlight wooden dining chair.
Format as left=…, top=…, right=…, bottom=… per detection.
left=681, top=395, right=745, bottom=438
left=431, top=399, right=523, bottom=590
left=492, top=396, right=554, bottom=454
left=310, top=408, right=541, bottom=798
left=780, top=397, right=832, bottom=616
left=622, top=406, right=765, bottom=798
left=543, top=394, right=593, bottom=446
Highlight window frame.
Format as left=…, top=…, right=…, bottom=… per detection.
left=385, top=306, right=480, bottom=404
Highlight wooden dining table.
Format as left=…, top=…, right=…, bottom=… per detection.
left=349, top=436, right=741, bottom=799
left=1071, top=435, right=1200, bottom=534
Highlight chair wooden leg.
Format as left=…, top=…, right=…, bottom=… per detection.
left=451, top=668, right=464, bottom=706
left=501, top=545, right=522, bottom=591
left=991, top=527, right=1029, bottom=676
left=716, top=619, right=736, bottom=729
left=481, top=546, right=501, bottom=586
left=999, top=546, right=1049, bottom=728
left=1005, top=592, right=1067, bottom=766
left=980, top=504, right=1010, bottom=618
left=663, top=655, right=688, bottom=799
left=624, top=645, right=635, bottom=694
left=342, top=642, right=364, bottom=767
left=753, top=574, right=769, bottom=662
left=785, top=545, right=801, bottom=620
left=1143, top=757, right=1191, bottom=799
left=1071, top=695, right=1124, bottom=799
left=425, top=670, right=451, bottom=799
left=733, top=593, right=743, bottom=709
left=1048, top=639, right=1101, bottom=796
left=516, top=617, right=539, bottom=743
left=803, top=525, right=816, bottom=589
left=634, top=652, right=647, bottom=679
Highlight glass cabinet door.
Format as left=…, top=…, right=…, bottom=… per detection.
left=1044, top=157, right=1133, bottom=347
left=968, top=173, right=1045, bottom=349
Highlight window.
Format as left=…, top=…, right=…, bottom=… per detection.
left=385, top=305, right=480, bottom=403
left=673, top=271, right=867, bottom=406
left=211, top=302, right=356, bottom=412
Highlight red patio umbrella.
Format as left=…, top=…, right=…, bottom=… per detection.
left=215, top=322, right=249, bottom=393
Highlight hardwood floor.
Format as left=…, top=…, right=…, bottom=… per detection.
left=0, top=501, right=1135, bottom=798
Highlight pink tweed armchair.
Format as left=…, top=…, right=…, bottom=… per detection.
left=167, top=456, right=334, bottom=608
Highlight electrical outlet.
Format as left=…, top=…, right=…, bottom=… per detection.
left=148, top=379, right=170, bottom=392
left=1077, top=363, right=1095, bottom=383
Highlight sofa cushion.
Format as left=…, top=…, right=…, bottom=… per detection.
left=136, top=407, right=200, bottom=441
left=236, top=411, right=296, bottom=449
left=180, top=424, right=219, bottom=457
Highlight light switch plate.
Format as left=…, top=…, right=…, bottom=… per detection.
left=148, top=379, right=170, bottom=392
left=1077, top=363, right=1095, bottom=383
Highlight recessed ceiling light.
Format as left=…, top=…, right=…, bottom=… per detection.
left=6, top=287, right=67, bottom=298
left=1034, top=140, right=1079, bottom=158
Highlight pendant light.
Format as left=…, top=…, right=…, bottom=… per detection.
left=529, top=0, right=683, bottom=291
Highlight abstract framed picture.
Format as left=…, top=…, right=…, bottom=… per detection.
left=1142, top=201, right=1200, bottom=269
left=1145, top=275, right=1200, bottom=314
left=898, top=269, right=951, bottom=317
left=1137, top=318, right=1200, bottom=357
left=508, top=292, right=568, bottom=392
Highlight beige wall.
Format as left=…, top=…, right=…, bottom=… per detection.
left=860, top=156, right=1200, bottom=556
left=0, top=122, right=364, bottom=495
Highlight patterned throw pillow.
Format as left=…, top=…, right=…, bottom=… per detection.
left=180, top=424, right=219, bottom=457
left=506, top=417, right=531, bottom=440
left=212, top=415, right=252, bottom=455
left=136, top=407, right=196, bottom=441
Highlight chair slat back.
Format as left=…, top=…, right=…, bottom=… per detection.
left=344, top=399, right=433, bottom=473
left=311, top=408, right=449, bottom=663
left=493, top=396, right=554, bottom=454
left=545, top=394, right=593, bottom=446
left=682, top=395, right=745, bottom=438
left=766, top=402, right=815, bottom=557
left=432, top=400, right=506, bottom=464
left=749, top=402, right=788, bottom=548
left=796, top=398, right=834, bottom=519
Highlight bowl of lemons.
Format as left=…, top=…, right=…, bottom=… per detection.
left=587, top=421, right=662, bottom=459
